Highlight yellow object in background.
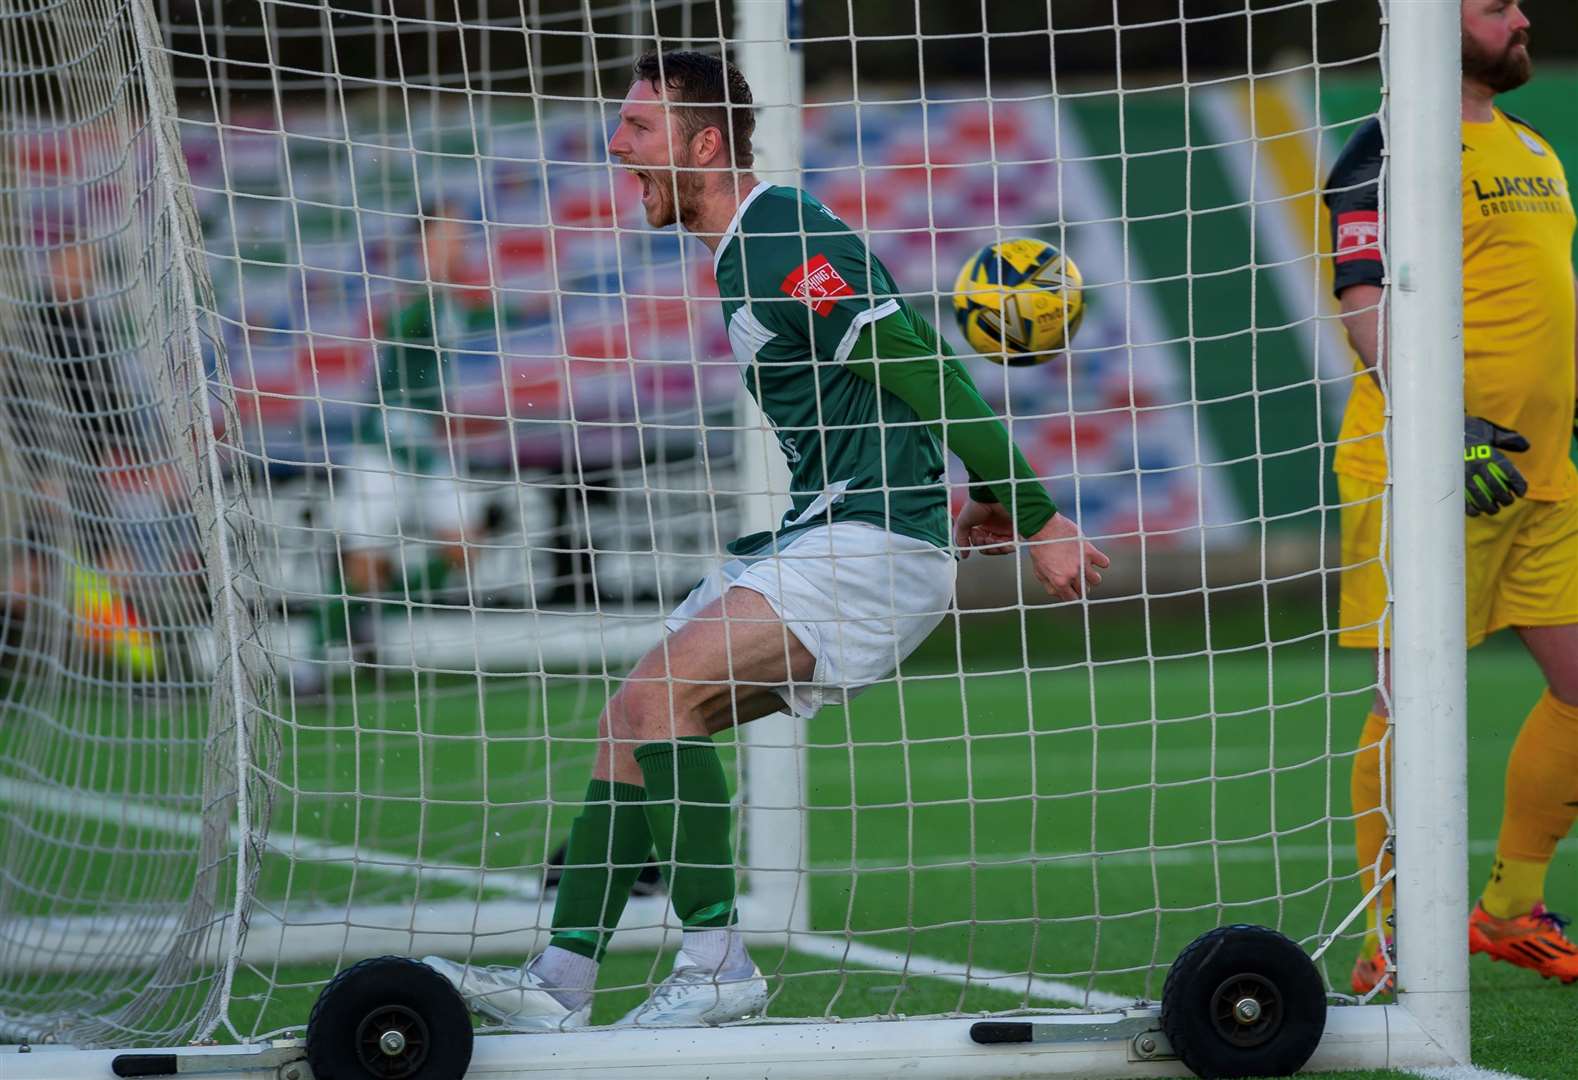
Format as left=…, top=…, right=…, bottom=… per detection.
left=71, top=564, right=159, bottom=677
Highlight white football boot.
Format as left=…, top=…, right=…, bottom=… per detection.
left=421, top=956, right=590, bottom=1031
left=617, top=950, right=769, bottom=1027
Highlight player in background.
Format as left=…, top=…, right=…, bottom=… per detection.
left=422, top=49, right=1109, bottom=1028
left=1325, top=0, right=1578, bottom=993
left=299, top=208, right=483, bottom=691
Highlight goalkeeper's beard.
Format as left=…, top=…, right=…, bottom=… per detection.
left=1463, top=29, right=1532, bottom=94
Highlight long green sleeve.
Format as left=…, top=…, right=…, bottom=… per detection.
left=843, top=310, right=1056, bottom=538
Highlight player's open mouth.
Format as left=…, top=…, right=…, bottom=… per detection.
left=634, top=169, right=654, bottom=201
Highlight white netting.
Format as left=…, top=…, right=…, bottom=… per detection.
left=0, top=0, right=275, bottom=1046
left=0, top=0, right=1399, bottom=1048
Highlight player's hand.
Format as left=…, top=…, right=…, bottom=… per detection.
left=952, top=498, right=1017, bottom=557
left=1464, top=415, right=1529, bottom=517
left=1025, top=512, right=1110, bottom=602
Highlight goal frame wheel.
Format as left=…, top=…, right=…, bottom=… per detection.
left=1160, top=925, right=1326, bottom=1079
left=306, top=956, right=473, bottom=1080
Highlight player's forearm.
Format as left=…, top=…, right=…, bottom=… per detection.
left=939, top=355, right=1000, bottom=490
left=1338, top=284, right=1386, bottom=392
left=845, top=319, right=1056, bottom=537
left=893, top=360, right=1056, bottom=538
left=932, top=364, right=1056, bottom=537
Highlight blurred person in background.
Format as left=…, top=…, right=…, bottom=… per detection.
left=2, top=235, right=165, bottom=678
left=300, top=205, right=492, bottom=690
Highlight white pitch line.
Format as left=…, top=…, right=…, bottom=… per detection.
left=1410, top=1067, right=1534, bottom=1080
left=10, top=776, right=1572, bottom=897
left=788, top=934, right=1133, bottom=1011
left=0, top=777, right=546, bottom=899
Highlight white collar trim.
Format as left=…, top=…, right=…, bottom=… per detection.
left=711, top=181, right=774, bottom=274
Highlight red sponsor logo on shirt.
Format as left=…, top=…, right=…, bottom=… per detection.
left=780, top=254, right=854, bottom=316
left=1335, top=210, right=1381, bottom=263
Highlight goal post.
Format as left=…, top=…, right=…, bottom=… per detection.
left=1385, top=0, right=1470, bottom=1063
left=730, top=0, right=811, bottom=951
left=0, top=0, right=1474, bottom=1074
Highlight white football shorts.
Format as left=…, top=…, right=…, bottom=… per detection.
left=328, top=446, right=471, bottom=553
left=664, top=522, right=957, bottom=717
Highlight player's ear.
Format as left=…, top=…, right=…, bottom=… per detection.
left=692, top=124, right=724, bottom=167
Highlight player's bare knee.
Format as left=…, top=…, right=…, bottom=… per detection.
left=605, top=678, right=700, bottom=745
left=594, top=711, right=621, bottom=758
left=601, top=684, right=645, bottom=744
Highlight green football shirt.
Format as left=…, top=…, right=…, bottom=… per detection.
left=379, top=289, right=502, bottom=416
left=368, top=288, right=514, bottom=465
left=715, top=183, right=954, bottom=553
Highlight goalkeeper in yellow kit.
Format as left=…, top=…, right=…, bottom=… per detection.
left=1325, top=0, right=1578, bottom=993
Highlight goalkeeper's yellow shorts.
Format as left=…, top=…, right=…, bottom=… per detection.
left=1338, top=475, right=1578, bottom=649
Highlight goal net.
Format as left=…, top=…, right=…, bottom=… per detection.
left=0, top=0, right=276, bottom=1046
left=0, top=0, right=1469, bottom=1070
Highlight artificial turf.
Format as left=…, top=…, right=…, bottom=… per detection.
left=6, top=602, right=1576, bottom=1076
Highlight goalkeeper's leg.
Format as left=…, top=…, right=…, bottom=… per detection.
left=1349, top=686, right=1395, bottom=995
left=1472, top=624, right=1578, bottom=983
left=1337, top=477, right=1397, bottom=993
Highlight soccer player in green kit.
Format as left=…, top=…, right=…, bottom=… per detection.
left=424, top=50, right=1109, bottom=1028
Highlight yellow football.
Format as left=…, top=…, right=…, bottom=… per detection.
left=953, top=237, right=1084, bottom=365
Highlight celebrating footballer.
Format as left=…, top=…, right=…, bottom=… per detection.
left=421, top=50, right=1108, bottom=1028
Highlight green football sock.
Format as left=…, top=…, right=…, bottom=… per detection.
left=636, top=736, right=737, bottom=929
left=548, top=779, right=653, bottom=961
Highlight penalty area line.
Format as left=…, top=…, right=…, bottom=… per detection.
left=787, top=934, right=1134, bottom=1011
left=1410, top=1068, right=1534, bottom=1080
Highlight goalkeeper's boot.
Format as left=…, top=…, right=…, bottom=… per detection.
left=421, top=955, right=590, bottom=1030
left=1468, top=903, right=1578, bottom=984
left=616, top=948, right=768, bottom=1027
left=1350, top=939, right=1393, bottom=995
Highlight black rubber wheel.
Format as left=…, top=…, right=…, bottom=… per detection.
left=307, top=956, right=473, bottom=1080
left=1161, top=925, right=1326, bottom=1079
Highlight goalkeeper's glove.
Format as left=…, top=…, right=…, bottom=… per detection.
left=1464, top=415, right=1529, bottom=517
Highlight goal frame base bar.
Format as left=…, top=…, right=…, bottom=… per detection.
left=0, top=1004, right=1462, bottom=1079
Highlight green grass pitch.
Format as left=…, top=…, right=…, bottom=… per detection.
left=7, top=603, right=1577, bottom=1077
left=225, top=604, right=1577, bottom=1078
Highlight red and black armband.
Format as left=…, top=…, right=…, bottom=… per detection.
left=1324, top=117, right=1385, bottom=298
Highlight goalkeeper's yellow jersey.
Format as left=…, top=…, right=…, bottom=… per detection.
left=1324, top=109, right=1577, bottom=501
